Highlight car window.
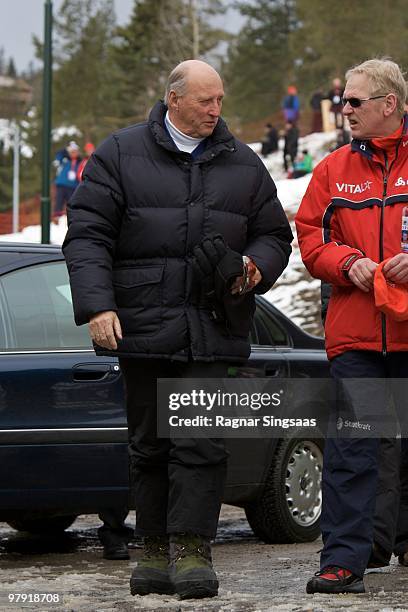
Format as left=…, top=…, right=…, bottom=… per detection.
left=0, top=261, right=92, bottom=351
left=252, top=305, right=289, bottom=346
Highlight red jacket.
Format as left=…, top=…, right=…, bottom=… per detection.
left=295, top=116, right=408, bottom=359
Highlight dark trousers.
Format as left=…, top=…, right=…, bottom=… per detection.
left=371, top=438, right=408, bottom=560
left=373, top=437, right=401, bottom=557
left=119, top=358, right=229, bottom=539
left=391, top=437, right=408, bottom=556
left=320, top=350, right=408, bottom=577
left=283, top=150, right=296, bottom=172
left=55, top=185, right=76, bottom=214
left=98, top=507, right=132, bottom=545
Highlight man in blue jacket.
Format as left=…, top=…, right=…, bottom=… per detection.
left=53, top=141, right=81, bottom=216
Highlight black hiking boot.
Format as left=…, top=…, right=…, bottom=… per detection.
left=130, top=535, right=173, bottom=596
left=98, top=527, right=131, bottom=561
left=169, top=533, right=218, bottom=600
left=103, top=540, right=129, bottom=560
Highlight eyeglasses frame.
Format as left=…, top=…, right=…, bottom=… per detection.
left=341, top=95, right=388, bottom=108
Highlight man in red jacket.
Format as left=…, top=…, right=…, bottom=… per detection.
left=296, top=58, right=408, bottom=594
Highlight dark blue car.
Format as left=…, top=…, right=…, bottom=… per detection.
left=0, top=243, right=329, bottom=543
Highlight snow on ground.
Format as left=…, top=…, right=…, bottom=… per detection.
left=0, top=131, right=336, bottom=334
left=0, top=214, right=68, bottom=244
left=248, top=129, right=335, bottom=183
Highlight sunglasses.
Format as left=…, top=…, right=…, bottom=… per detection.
left=341, top=95, right=387, bottom=108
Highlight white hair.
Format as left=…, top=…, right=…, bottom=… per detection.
left=164, top=65, right=189, bottom=105
left=346, top=58, right=407, bottom=117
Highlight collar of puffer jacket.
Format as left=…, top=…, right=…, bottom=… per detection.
left=148, top=100, right=236, bottom=162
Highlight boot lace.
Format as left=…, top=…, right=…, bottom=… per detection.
left=171, top=535, right=211, bottom=564
left=144, top=536, right=169, bottom=559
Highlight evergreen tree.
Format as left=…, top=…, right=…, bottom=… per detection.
left=224, top=0, right=298, bottom=124
left=293, top=0, right=408, bottom=98
left=20, top=109, right=42, bottom=202
left=112, top=0, right=227, bottom=123
left=52, top=0, right=119, bottom=141
left=0, top=47, right=5, bottom=75
left=0, top=145, right=13, bottom=212
left=6, top=58, right=17, bottom=78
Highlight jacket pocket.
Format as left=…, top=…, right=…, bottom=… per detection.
left=113, top=265, right=164, bottom=335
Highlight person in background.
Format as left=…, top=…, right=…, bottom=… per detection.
left=261, top=123, right=279, bottom=157
left=310, top=90, right=324, bottom=133
left=283, top=121, right=299, bottom=173
left=296, top=58, right=408, bottom=595
left=53, top=141, right=81, bottom=217
left=77, top=142, right=96, bottom=181
left=282, top=85, right=300, bottom=124
left=327, top=77, right=344, bottom=129
left=292, top=149, right=313, bottom=179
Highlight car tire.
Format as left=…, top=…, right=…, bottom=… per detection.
left=245, top=435, right=323, bottom=543
left=7, top=514, right=77, bottom=534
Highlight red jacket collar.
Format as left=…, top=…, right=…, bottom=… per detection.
left=371, top=121, right=404, bottom=152
left=351, top=114, right=408, bottom=164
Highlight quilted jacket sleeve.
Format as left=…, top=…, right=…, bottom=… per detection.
left=62, top=135, right=125, bottom=325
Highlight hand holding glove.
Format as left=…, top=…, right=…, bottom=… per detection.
left=192, top=234, right=244, bottom=293
left=192, top=234, right=261, bottom=336
left=193, top=234, right=261, bottom=295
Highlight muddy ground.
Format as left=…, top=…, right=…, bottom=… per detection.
left=1, top=505, right=408, bottom=611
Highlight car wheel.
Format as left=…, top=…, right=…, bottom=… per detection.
left=7, top=514, right=77, bottom=534
left=245, top=436, right=323, bottom=543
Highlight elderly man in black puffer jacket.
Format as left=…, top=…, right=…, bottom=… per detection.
left=63, top=59, right=292, bottom=600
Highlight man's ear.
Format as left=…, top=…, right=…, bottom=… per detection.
left=384, top=93, right=397, bottom=117
left=167, top=90, right=179, bottom=111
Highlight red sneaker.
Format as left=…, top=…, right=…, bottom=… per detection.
left=306, top=566, right=365, bottom=594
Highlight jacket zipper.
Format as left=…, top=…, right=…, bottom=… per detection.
left=380, top=155, right=387, bottom=357
left=379, top=140, right=401, bottom=356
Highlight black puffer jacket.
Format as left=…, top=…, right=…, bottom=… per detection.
left=63, top=101, right=292, bottom=362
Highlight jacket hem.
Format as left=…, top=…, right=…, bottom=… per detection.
left=327, top=342, right=408, bottom=360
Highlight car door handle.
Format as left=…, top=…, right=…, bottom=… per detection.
left=264, top=365, right=281, bottom=377
left=72, top=364, right=120, bottom=382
